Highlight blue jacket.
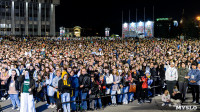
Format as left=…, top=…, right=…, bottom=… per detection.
left=70, top=74, right=79, bottom=90
left=188, top=69, right=200, bottom=85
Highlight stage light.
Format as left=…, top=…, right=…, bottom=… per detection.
left=130, top=22, right=135, bottom=26
left=146, top=21, right=151, bottom=25
left=139, top=21, right=143, bottom=26
left=123, top=23, right=128, bottom=28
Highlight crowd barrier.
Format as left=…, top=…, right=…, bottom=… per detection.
left=0, top=76, right=162, bottom=112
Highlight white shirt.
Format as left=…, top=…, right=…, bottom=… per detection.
left=105, top=74, right=113, bottom=84
left=165, top=67, right=178, bottom=81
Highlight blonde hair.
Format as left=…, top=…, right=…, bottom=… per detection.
left=164, top=90, right=169, bottom=95
left=100, top=74, right=104, bottom=78
left=174, top=86, right=178, bottom=89
left=112, top=69, right=119, bottom=76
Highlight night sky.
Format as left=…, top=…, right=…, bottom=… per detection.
left=55, top=0, right=200, bottom=36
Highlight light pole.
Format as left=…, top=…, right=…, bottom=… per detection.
left=196, top=16, right=200, bottom=39
left=196, top=16, right=200, bottom=27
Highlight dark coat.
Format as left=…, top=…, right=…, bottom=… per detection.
left=58, top=78, right=71, bottom=94
left=6, top=76, right=20, bottom=91
left=18, top=75, right=35, bottom=95
left=79, top=74, right=91, bottom=93
left=90, top=81, right=99, bottom=95
left=96, top=80, right=106, bottom=96
left=178, top=67, right=189, bottom=82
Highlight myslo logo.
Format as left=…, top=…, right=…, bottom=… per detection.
left=176, top=106, right=197, bottom=110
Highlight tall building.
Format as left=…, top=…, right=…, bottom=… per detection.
left=0, top=0, right=60, bottom=37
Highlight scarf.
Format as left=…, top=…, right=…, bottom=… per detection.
left=25, top=72, right=29, bottom=79
left=57, top=78, right=73, bottom=98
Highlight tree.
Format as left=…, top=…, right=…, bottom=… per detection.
left=182, top=19, right=199, bottom=39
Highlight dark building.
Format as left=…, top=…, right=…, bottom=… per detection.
left=0, top=0, right=60, bottom=37
left=154, top=18, right=179, bottom=38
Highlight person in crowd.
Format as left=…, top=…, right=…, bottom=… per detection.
left=198, top=63, right=200, bottom=71
left=136, top=66, right=144, bottom=104
left=111, top=68, right=120, bottom=106
left=79, top=68, right=90, bottom=111
left=161, top=90, right=171, bottom=107
left=89, top=76, right=99, bottom=110
left=158, top=64, right=166, bottom=95
left=131, top=67, right=139, bottom=100
left=178, top=62, right=189, bottom=102
left=95, top=75, right=105, bottom=109
left=18, top=64, right=25, bottom=75
left=8, top=64, right=20, bottom=76
left=52, top=70, right=62, bottom=110
left=171, top=86, right=182, bottom=107
left=0, top=68, right=9, bottom=100
left=35, top=75, right=43, bottom=102
left=33, top=65, right=40, bottom=81
left=58, top=73, right=71, bottom=112
left=104, top=67, right=113, bottom=106
left=45, top=67, right=56, bottom=108
left=128, top=68, right=134, bottom=103
left=141, top=71, right=149, bottom=103
left=165, top=62, right=178, bottom=96
left=116, top=68, right=123, bottom=104
left=121, top=67, right=130, bottom=104
left=69, top=70, right=79, bottom=112
left=186, top=62, right=200, bottom=104
left=18, top=69, right=36, bottom=112
left=6, top=70, right=20, bottom=110
left=150, top=63, right=158, bottom=96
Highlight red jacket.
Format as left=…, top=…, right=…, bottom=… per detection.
left=142, top=76, right=148, bottom=89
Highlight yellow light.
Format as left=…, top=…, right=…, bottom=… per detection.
left=196, top=16, right=200, bottom=21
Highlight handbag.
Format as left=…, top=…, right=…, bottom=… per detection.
left=117, top=88, right=121, bottom=94
left=129, top=83, right=136, bottom=93
left=106, top=88, right=110, bottom=94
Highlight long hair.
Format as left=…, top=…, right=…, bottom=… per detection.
left=112, top=69, right=119, bottom=76
left=124, top=67, right=131, bottom=77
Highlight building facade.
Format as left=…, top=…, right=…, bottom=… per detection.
left=59, top=26, right=82, bottom=38
left=0, top=0, right=60, bottom=37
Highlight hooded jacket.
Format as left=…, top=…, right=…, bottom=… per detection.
left=165, top=67, right=178, bottom=81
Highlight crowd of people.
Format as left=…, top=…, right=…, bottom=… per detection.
left=0, top=37, right=200, bottom=112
